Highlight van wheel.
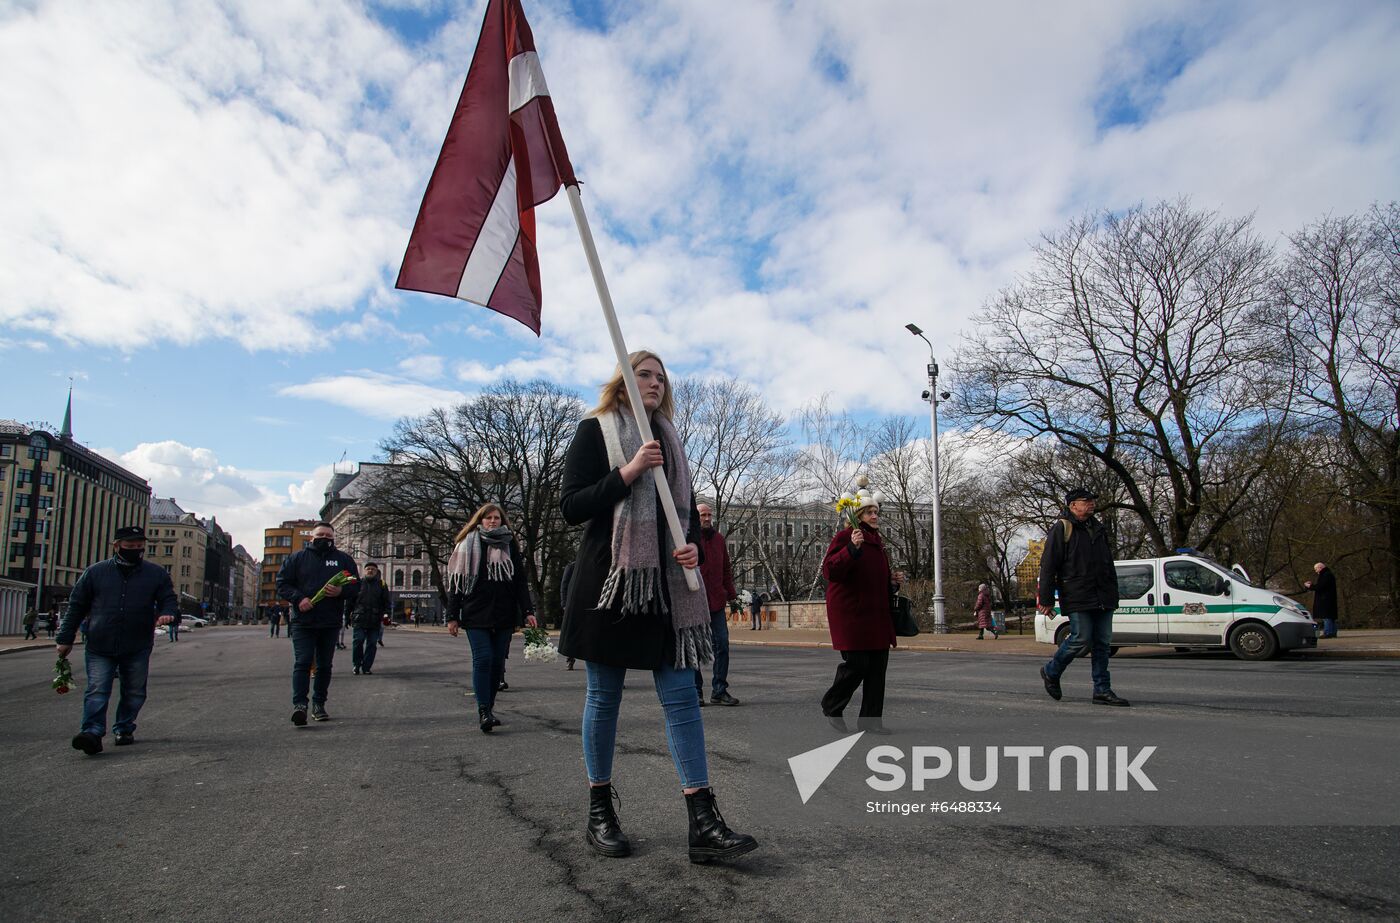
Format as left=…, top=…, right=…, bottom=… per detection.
left=1228, top=622, right=1278, bottom=661
left=1054, top=624, right=1071, bottom=646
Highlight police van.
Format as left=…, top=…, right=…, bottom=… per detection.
left=1035, top=550, right=1318, bottom=661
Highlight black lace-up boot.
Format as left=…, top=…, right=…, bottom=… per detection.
left=586, top=784, right=631, bottom=857
left=685, top=788, right=758, bottom=864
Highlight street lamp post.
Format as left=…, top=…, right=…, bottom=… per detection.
left=906, top=323, right=948, bottom=634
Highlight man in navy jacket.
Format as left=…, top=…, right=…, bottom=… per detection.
left=57, top=525, right=179, bottom=755
left=276, top=521, right=359, bottom=726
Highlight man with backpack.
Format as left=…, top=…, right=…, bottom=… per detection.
left=1037, top=488, right=1130, bottom=707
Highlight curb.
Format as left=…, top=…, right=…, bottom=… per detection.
left=0, top=643, right=55, bottom=657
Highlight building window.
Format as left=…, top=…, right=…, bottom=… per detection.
left=0, top=444, right=11, bottom=457
left=17, top=469, right=32, bottom=485
left=394, top=543, right=405, bottom=558
left=394, top=570, right=405, bottom=587
left=40, top=472, right=55, bottom=489
left=370, top=543, right=383, bottom=557
left=411, top=570, right=423, bottom=587
left=14, top=495, right=30, bottom=509
left=164, top=545, right=174, bottom=556
left=38, top=496, right=52, bottom=509
left=10, top=519, right=28, bottom=536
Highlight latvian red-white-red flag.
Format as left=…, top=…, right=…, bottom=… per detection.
left=396, top=0, right=575, bottom=334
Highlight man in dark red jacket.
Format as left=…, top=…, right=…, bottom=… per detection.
left=694, top=504, right=740, bottom=706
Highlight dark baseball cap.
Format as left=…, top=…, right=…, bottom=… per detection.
left=113, top=525, right=147, bottom=541
left=1064, top=488, right=1099, bottom=504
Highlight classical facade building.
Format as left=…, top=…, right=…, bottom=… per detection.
left=147, top=497, right=208, bottom=610
left=321, top=464, right=450, bottom=623
left=232, top=544, right=260, bottom=620
left=260, top=519, right=318, bottom=614
left=1, top=396, right=151, bottom=611
left=200, top=516, right=234, bottom=620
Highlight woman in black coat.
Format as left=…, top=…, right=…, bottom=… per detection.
left=558, top=349, right=757, bottom=865
left=445, top=503, right=536, bottom=733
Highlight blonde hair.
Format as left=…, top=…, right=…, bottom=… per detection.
left=589, top=350, right=675, bottom=420
left=455, top=502, right=509, bottom=543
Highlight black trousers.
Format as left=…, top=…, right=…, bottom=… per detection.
left=820, top=649, right=889, bottom=718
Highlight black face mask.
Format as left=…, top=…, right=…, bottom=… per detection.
left=117, top=548, right=144, bottom=565
left=311, top=538, right=333, bottom=552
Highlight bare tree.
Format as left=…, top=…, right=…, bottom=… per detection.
left=950, top=199, right=1292, bottom=555
left=364, top=381, right=585, bottom=624
left=1271, top=205, right=1400, bottom=622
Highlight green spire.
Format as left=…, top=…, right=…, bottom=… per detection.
left=59, top=384, right=72, bottom=440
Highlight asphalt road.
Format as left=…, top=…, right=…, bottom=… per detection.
left=2, top=628, right=1398, bottom=922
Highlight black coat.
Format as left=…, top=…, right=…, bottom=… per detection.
left=276, top=545, right=360, bottom=629
left=556, top=416, right=700, bottom=670
left=1310, top=567, right=1338, bottom=620
left=57, top=557, right=179, bottom=656
left=1037, top=508, right=1119, bottom=614
left=444, top=539, right=534, bottom=631
left=352, top=577, right=392, bottom=629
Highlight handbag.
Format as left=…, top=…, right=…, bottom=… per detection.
left=890, top=594, right=920, bottom=637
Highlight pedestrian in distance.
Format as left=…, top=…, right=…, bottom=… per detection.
left=558, top=350, right=757, bottom=864
left=749, top=591, right=763, bottom=631
left=1303, top=562, right=1338, bottom=639
left=23, top=605, right=39, bottom=640
left=820, top=488, right=903, bottom=734
left=57, top=525, right=179, bottom=755
left=166, top=611, right=180, bottom=643
left=694, top=503, right=740, bottom=707
left=352, top=562, right=391, bottom=675
left=276, top=521, right=359, bottom=727
left=444, top=503, right=536, bottom=733
left=1037, top=488, right=1130, bottom=707
left=46, top=607, right=58, bottom=638
left=975, top=583, right=998, bottom=640
left=269, top=605, right=282, bottom=638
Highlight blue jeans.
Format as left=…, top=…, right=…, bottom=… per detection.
left=167, top=621, right=179, bottom=642
left=1321, top=618, right=1337, bottom=638
left=82, top=648, right=152, bottom=737
left=353, top=625, right=382, bottom=670
left=466, top=628, right=512, bottom=711
left=584, top=660, right=709, bottom=789
left=1044, top=609, right=1113, bottom=694
left=290, top=623, right=338, bottom=708
left=694, top=609, right=731, bottom=698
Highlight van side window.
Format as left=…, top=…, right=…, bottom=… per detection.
left=1164, top=561, right=1227, bottom=596
left=1116, top=564, right=1154, bottom=599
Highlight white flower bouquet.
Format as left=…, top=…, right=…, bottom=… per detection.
left=522, top=625, right=558, bottom=663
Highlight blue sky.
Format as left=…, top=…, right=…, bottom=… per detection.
left=3, top=0, right=1399, bottom=549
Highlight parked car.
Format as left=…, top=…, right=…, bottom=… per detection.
left=1035, top=550, right=1318, bottom=661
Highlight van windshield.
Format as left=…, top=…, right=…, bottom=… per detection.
left=1191, top=552, right=1262, bottom=588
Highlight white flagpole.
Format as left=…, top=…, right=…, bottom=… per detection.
left=565, top=183, right=700, bottom=592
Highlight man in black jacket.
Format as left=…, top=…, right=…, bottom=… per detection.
left=276, top=522, right=359, bottom=726
left=1303, top=562, right=1338, bottom=638
left=351, top=562, right=390, bottom=675
left=1036, top=489, right=1129, bottom=707
left=57, top=525, right=179, bottom=754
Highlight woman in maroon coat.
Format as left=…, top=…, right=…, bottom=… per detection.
left=820, top=495, right=902, bottom=733
left=975, top=583, right=998, bottom=640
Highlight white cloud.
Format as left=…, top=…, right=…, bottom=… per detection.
left=117, top=440, right=331, bottom=551
left=398, top=353, right=445, bottom=380
left=279, top=372, right=465, bottom=419
left=4, top=0, right=1398, bottom=421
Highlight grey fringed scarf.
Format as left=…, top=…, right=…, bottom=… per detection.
left=596, top=408, right=713, bottom=670
left=446, top=526, right=514, bottom=595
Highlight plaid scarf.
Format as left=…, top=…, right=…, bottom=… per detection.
left=446, top=526, right=514, bottom=595
left=595, top=409, right=713, bottom=670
